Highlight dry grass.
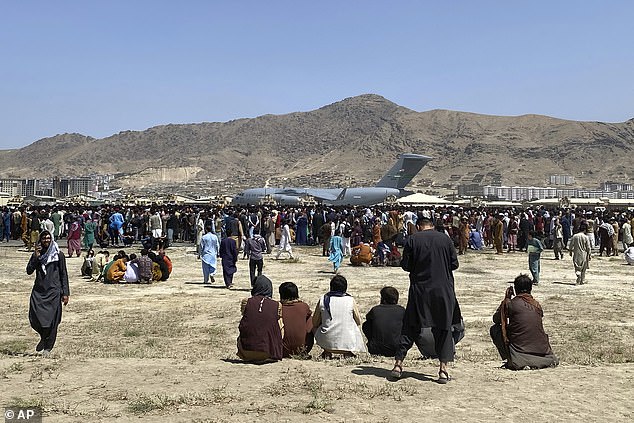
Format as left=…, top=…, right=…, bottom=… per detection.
left=127, top=388, right=236, bottom=414
left=1, top=243, right=634, bottom=421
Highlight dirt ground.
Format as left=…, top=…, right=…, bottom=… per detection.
left=1, top=239, right=633, bottom=422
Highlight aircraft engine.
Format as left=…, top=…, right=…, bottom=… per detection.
left=274, top=195, right=304, bottom=205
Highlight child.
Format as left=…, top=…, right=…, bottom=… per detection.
left=527, top=231, right=545, bottom=284
left=81, top=249, right=95, bottom=277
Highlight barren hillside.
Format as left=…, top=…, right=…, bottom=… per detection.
left=1, top=94, right=632, bottom=194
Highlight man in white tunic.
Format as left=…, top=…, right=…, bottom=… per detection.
left=569, top=222, right=592, bottom=285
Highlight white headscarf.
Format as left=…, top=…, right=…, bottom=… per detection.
left=38, top=231, right=60, bottom=275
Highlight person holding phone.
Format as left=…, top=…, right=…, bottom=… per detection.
left=26, top=230, right=70, bottom=357
left=490, top=274, right=558, bottom=370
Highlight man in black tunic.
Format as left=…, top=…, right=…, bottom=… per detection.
left=391, top=217, right=462, bottom=384
left=26, top=230, right=70, bottom=356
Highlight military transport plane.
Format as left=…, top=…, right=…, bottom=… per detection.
left=232, top=153, right=432, bottom=206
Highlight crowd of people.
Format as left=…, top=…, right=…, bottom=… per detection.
left=21, top=200, right=628, bottom=377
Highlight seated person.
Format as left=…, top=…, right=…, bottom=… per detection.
left=106, top=253, right=128, bottom=283
left=160, top=250, right=172, bottom=276
left=121, top=231, right=134, bottom=247
left=279, top=282, right=314, bottom=358
left=350, top=243, right=373, bottom=266
left=124, top=253, right=139, bottom=283
left=362, top=286, right=405, bottom=356
left=415, top=314, right=465, bottom=360
left=237, top=275, right=283, bottom=362
left=81, top=249, right=95, bottom=277
left=362, top=287, right=465, bottom=358
left=624, top=243, right=634, bottom=265
left=469, top=226, right=484, bottom=250
left=385, top=244, right=402, bottom=267
left=140, top=232, right=153, bottom=251
left=152, top=234, right=169, bottom=251
left=148, top=251, right=169, bottom=281
left=490, top=274, right=559, bottom=370
left=92, top=250, right=109, bottom=282
left=132, top=249, right=154, bottom=283
left=313, top=275, right=366, bottom=358
left=372, top=241, right=390, bottom=266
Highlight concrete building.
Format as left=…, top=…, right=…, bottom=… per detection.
left=53, top=177, right=92, bottom=197
left=549, top=175, right=575, bottom=185
left=0, top=178, right=24, bottom=196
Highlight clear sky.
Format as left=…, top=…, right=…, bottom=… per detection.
left=1, top=1, right=633, bottom=149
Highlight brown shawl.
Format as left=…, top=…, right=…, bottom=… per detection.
left=500, top=293, right=542, bottom=345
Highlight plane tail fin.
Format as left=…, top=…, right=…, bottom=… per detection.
left=336, top=188, right=347, bottom=201
left=375, top=153, right=432, bottom=189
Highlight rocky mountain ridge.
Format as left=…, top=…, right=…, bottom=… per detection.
left=1, top=94, right=632, bottom=195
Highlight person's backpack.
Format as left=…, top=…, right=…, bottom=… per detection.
left=343, top=222, right=352, bottom=238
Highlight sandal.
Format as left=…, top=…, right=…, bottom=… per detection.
left=390, top=364, right=403, bottom=379
left=437, top=369, right=452, bottom=384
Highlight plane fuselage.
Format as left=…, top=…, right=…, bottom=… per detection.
left=231, top=153, right=432, bottom=207
left=232, top=187, right=401, bottom=206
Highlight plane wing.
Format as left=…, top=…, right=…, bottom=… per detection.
left=303, top=188, right=343, bottom=201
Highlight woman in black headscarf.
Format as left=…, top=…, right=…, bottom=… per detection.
left=26, top=230, right=70, bottom=356
left=236, top=275, right=283, bottom=362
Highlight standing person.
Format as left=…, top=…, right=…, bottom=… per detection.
left=51, top=208, right=62, bottom=240
left=622, top=218, right=633, bottom=251
left=12, top=208, right=22, bottom=241
left=391, top=217, right=462, bottom=384
left=561, top=212, right=572, bottom=249
left=195, top=212, right=206, bottom=257
left=350, top=219, right=363, bottom=248
left=526, top=231, right=545, bottom=284
left=27, top=211, right=42, bottom=251
left=295, top=212, right=309, bottom=245
left=166, top=212, right=179, bottom=244
left=458, top=217, right=469, bottom=255
left=199, top=224, right=220, bottom=284
left=569, top=222, right=592, bottom=285
left=552, top=217, right=564, bottom=260
left=3, top=207, right=12, bottom=242
left=275, top=219, right=294, bottom=260
left=247, top=208, right=260, bottom=239
left=41, top=213, right=55, bottom=240
left=149, top=210, right=163, bottom=239
left=312, top=209, right=324, bottom=247
left=328, top=229, right=344, bottom=273
left=507, top=215, right=519, bottom=252
left=26, top=231, right=70, bottom=356
left=109, top=208, right=124, bottom=246
left=611, top=218, right=620, bottom=256
left=66, top=217, right=82, bottom=258
left=219, top=228, right=238, bottom=289
left=598, top=219, right=613, bottom=257
left=263, top=211, right=275, bottom=254
left=320, top=221, right=332, bottom=256
left=492, top=214, right=504, bottom=254
left=0, top=210, right=4, bottom=243
left=83, top=217, right=97, bottom=250
left=341, top=219, right=353, bottom=256
left=244, top=232, right=266, bottom=285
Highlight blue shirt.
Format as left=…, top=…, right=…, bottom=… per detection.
left=200, top=232, right=220, bottom=267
